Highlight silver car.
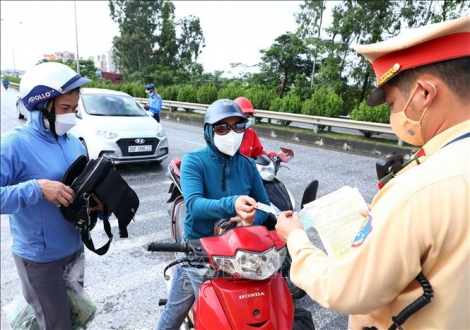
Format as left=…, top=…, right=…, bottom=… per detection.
left=68, top=88, right=169, bottom=165
left=16, top=96, right=28, bottom=119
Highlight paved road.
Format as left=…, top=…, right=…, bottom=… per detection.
left=1, top=87, right=381, bottom=329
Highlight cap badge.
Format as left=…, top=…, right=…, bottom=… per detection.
left=377, top=63, right=401, bottom=87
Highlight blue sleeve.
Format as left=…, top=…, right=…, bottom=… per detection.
left=249, top=161, right=270, bottom=225
left=149, top=93, right=162, bottom=113
left=181, top=153, right=239, bottom=221
left=0, top=136, right=43, bottom=214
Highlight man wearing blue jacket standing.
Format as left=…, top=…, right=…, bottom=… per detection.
left=144, top=83, right=162, bottom=122
left=0, top=62, right=102, bottom=330
left=156, top=99, right=271, bottom=329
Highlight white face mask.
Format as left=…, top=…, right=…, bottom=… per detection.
left=246, top=118, right=255, bottom=128
left=44, top=113, right=77, bottom=136
left=213, top=129, right=244, bottom=156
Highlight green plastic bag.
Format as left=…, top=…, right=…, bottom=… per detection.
left=10, top=289, right=97, bottom=330
left=10, top=303, right=40, bottom=330
left=10, top=253, right=96, bottom=330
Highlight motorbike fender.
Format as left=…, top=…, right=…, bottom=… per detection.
left=167, top=182, right=182, bottom=203
left=194, top=273, right=294, bottom=329
left=171, top=196, right=186, bottom=243
left=263, top=179, right=294, bottom=211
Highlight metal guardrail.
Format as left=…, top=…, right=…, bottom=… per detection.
left=136, top=98, right=402, bottom=146
left=9, top=82, right=402, bottom=146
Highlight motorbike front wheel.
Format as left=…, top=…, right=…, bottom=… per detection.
left=282, top=251, right=307, bottom=299
left=263, top=214, right=307, bottom=299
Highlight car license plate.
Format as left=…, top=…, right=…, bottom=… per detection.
left=128, top=145, right=152, bottom=152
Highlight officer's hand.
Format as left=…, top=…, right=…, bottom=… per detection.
left=359, top=204, right=372, bottom=217
left=37, top=179, right=75, bottom=207
left=235, top=195, right=257, bottom=226
left=144, top=104, right=149, bottom=110
left=276, top=211, right=304, bottom=243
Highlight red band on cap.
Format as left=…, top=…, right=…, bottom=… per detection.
left=372, top=33, right=470, bottom=86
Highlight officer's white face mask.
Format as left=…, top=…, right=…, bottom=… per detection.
left=214, top=130, right=244, bottom=156
left=44, top=113, right=77, bottom=136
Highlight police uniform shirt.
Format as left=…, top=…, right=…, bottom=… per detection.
left=287, top=119, right=470, bottom=329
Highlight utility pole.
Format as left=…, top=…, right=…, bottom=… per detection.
left=1, top=19, right=22, bottom=76
left=74, top=1, right=80, bottom=74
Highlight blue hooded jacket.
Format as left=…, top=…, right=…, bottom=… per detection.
left=181, top=123, right=270, bottom=240
left=1, top=110, right=85, bottom=262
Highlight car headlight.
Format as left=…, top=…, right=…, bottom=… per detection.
left=212, top=246, right=287, bottom=280
left=95, top=129, right=118, bottom=139
left=157, top=127, right=166, bottom=138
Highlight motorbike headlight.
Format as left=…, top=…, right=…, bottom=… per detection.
left=157, top=127, right=166, bottom=138
left=95, top=129, right=118, bottom=139
left=212, top=246, right=287, bottom=280
left=257, top=162, right=275, bottom=181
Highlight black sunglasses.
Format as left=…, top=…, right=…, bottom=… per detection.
left=213, top=121, right=246, bottom=136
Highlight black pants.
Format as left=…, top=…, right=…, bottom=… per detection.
left=153, top=112, right=160, bottom=123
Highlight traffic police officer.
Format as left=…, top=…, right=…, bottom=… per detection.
left=276, top=16, right=470, bottom=330
left=144, top=83, right=162, bottom=123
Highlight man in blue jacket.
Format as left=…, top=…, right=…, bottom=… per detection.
left=0, top=62, right=100, bottom=330
left=157, top=99, right=271, bottom=329
left=144, top=83, right=162, bottom=122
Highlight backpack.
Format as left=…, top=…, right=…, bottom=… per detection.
left=61, top=156, right=140, bottom=255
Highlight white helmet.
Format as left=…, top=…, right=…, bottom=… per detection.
left=20, top=62, right=91, bottom=111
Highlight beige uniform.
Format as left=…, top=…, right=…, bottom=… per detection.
left=288, top=120, right=470, bottom=329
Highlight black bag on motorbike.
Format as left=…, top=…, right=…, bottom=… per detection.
left=61, top=156, right=139, bottom=255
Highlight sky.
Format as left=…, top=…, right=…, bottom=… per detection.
left=0, top=1, right=304, bottom=75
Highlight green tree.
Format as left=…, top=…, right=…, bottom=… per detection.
left=269, top=93, right=303, bottom=126
left=217, top=81, right=245, bottom=100
left=400, top=0, right=470, bottom=27
left=258, top=33, right=312, bottom=98
left=108, top=0, right=205, bottom=85
left=196, top=84, right=218, bottom=104
left=301, top=87, right=343, bottom=118
left=295, top=0, right=327, bottom=89
left=109, top=0, right=162, bottom=75
left=350, top=101, right=390, bottom=137
left=177, top=15, right=205, bottom=70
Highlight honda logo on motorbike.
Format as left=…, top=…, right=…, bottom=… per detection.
left=135, top=139, right=145, bottom=144
left=239, top=292, right=265, bottom=300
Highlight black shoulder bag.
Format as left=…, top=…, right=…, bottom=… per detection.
left=61, top=156, right=140, bottom=255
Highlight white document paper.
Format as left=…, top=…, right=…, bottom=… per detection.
left=298, top=186, right=368, bottom=259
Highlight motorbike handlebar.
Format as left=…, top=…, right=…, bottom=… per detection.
left=147, top=241, right=189, bottom=253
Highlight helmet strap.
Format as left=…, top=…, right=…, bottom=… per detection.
left=37, top=99, right=59, bottom=139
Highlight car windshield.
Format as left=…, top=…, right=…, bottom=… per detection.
left=81, top=94, right=147, bottom=116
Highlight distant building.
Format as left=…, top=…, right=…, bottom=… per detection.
left=101, top=71, right=123, bottom=84
left=92, top=50, right=118, bottom=73
left=91, top=50, right=123, bottom=84
left=43, top=51, right=76, bottom=62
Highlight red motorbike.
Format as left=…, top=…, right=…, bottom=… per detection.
left=165, top=155, right=319, bottom=300
left=148, top=225, right=315, bottom=329
left=165, top=151, right=318, bottom=245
